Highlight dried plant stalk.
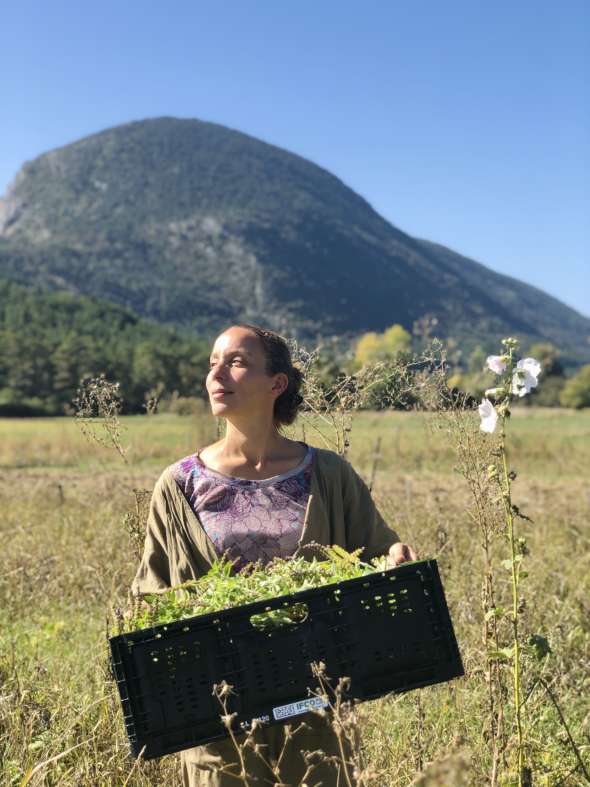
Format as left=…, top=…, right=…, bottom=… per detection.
left=73, top=374, right=128, bottom=461
left=432, top=396, right=508, bottom=784
left=123, top=489, right=152, bottom=561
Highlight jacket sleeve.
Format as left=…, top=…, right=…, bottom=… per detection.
left=341, top=459, right=401, bottom=560
left=131, top=470, right=172, bottom=595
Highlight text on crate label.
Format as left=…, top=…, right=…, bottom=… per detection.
left=240, top=714, right=270, bottom=730
left=272, top=696, right=329, bottom=721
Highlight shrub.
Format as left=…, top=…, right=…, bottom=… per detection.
left=559, top=364, right=590, bottom=409
left=163, top=394, right=208, bottom=416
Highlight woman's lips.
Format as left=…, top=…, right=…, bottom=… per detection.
left=212, top=391, right=233, bottom=398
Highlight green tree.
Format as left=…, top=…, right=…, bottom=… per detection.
left=527, top=343, right=563, bottom=377
left=0, top=279, right=219, bottom=414
left=131, top=342, right=172, bottom=398
left=354, top=332, right=381, bottom=366
left=381, top=324, right=412, bottom=356
left=522, top=343, right=564, bottom=407
left=0, top=332, right=47, bottom=401
left=455, top=345, right=490, bottom=400
left=468, top=345, right=487, bottom=374
left=174, top=341, right=210, bottom=399
left=353, top=324, right=411, bottom=366
left=559, top=365, right=590, bottom=409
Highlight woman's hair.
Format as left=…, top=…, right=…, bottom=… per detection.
left=233, top=323, right=305, bottom=427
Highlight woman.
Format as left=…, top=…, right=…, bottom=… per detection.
left=132, top=323, right=417, bottom=786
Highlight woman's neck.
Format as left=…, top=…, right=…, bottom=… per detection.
left=218, top=420, right=292, bottom=466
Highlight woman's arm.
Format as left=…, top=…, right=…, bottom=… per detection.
left=341, top=459, right=416, bottom=565
left=131, top=471, right=172, bottom=595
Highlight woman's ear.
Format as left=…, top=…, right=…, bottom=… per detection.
left=272, top=373, right=289, bottom=395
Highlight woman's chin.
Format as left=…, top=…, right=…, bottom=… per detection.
left=211, top=400, right=232, bottom=411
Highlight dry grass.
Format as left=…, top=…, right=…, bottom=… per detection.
left=1, top=409, right=589, bottom=785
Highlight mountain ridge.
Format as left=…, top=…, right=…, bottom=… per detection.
left=0, top=116, right=588, bottom=363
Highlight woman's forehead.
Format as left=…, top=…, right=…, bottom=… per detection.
left=211, top=330, right=260, bottom=356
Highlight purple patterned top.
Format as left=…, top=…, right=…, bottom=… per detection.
left=170, top=443, right=315, bottom=570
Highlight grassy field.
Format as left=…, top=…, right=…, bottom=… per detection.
left=1, top=409, right=589, bottom=786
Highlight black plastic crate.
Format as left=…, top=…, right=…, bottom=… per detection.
left=110, top=559, right=463, bottom=760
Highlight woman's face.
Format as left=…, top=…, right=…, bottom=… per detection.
left=206, top=327, right=288, bottom=422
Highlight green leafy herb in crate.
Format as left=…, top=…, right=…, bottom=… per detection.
left=124, top=546, right=388, bottom=633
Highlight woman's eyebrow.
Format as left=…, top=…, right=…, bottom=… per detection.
left=209, top=349, right=252, bottom=359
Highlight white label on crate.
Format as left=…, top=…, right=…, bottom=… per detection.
left=272, top=696, right=328, bottom=721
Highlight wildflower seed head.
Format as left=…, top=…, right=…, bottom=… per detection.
left=213, top=680, right=233, bottom=699
left=311, top=661, right=327, bottom=677
left=221, top=712, right=237, bottom=728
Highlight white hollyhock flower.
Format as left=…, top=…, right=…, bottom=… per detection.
left=512, top=358, right=542, bottom=397
left=486, top=355, right=507, bottom=374
left=479, top=398, right=498, bottom=433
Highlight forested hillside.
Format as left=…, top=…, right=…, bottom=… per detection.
left=0, top=279, right=210, bottom=414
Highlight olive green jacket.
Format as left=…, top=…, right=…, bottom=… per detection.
left=132, top=446, right=400, bottom=595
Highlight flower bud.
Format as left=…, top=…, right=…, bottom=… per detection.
left=484, top=387, right=506, bottom=399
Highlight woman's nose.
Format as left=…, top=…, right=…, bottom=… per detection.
left=210, top=364, right=228, bottom=381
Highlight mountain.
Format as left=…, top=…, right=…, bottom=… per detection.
left=0, top=116, right=588, bottom=363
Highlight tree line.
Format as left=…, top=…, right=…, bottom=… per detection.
left=1, top=279, right=588, bottom=416
left=0, top=280, right=211, bottom=415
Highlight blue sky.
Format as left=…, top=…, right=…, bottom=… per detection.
left=1, top=1, right=588, bottom=316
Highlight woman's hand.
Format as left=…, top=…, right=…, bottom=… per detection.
left=386, top=542, right=418, bottom=567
